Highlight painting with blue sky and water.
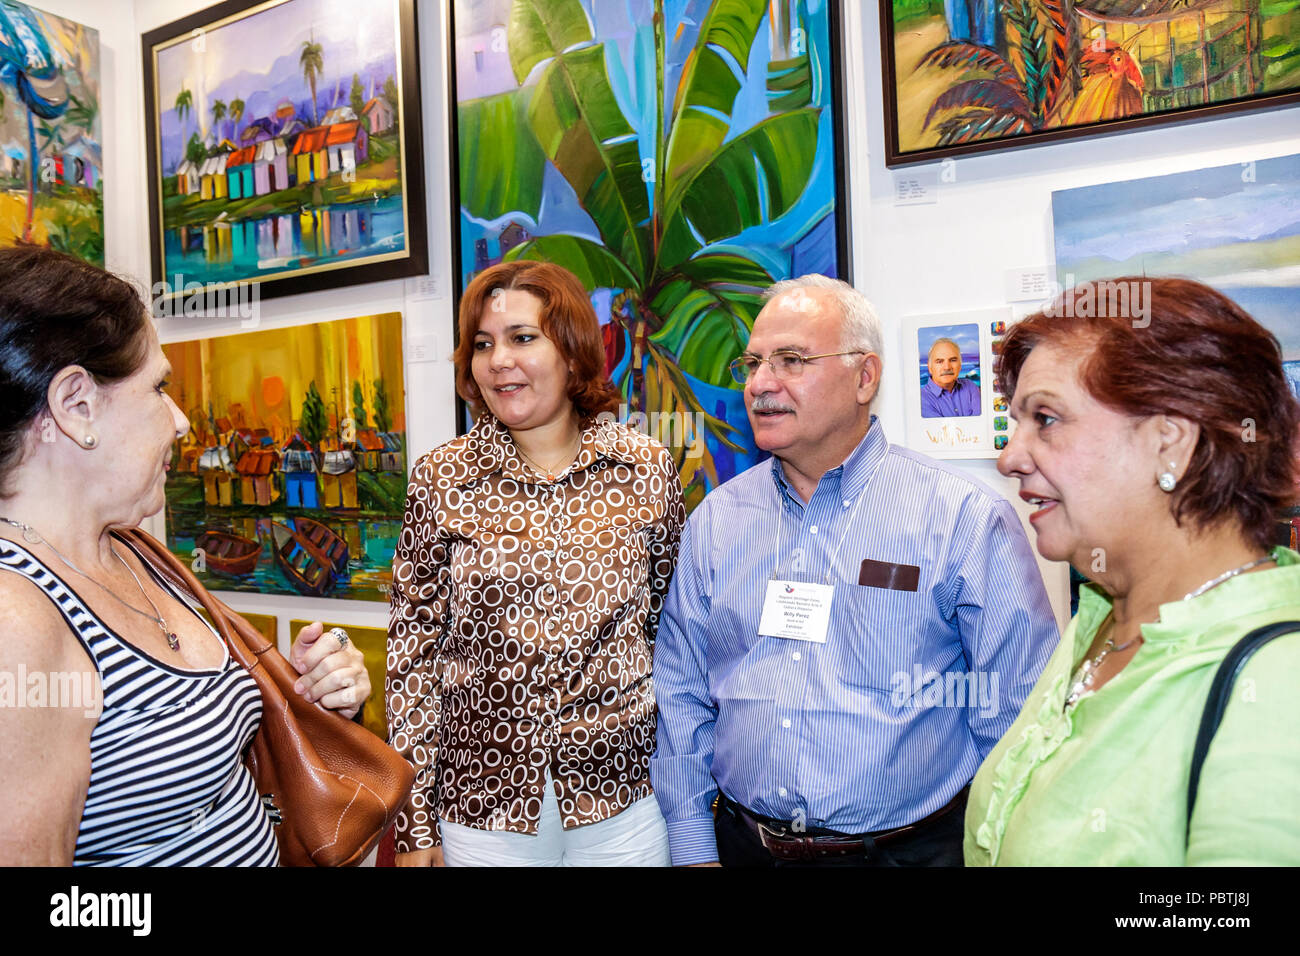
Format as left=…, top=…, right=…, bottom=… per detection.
left=1052, top=154, right=1300, bottom=400
left=452, top=0, right=848, bottom=509
left=144, top=0, right=425, bottom=302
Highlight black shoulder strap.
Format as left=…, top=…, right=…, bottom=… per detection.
left=1186, top=621, right=1300, bottom=841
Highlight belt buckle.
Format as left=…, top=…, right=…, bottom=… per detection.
left=757, top=822, right=817, bottom=862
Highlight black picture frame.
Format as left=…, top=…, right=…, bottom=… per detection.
left=880, top=0, right=1300, bottom=168
left=142, top=0, right=428, bottom=306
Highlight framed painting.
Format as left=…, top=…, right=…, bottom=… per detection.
left=142, top=0, right=427, bottom=305
left=881, top=0, right=1300, bottom=166
left=0, top=2, right=103, bottom=264
left=161, top=311, right=407, bottom=602
left=450, top=0, right=851, bottom=509
left=1051, top=153, right=1300, bottom=375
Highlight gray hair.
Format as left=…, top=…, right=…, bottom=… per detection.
left=764, top=274, right=884, bottom=365
left=927, top=337, right=961, bottom=361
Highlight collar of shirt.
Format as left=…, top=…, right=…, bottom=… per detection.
left=456, top=412, right=641, bottom=486
left=768, top=415, right=889, bottom=513
left=923, top=378, right=969, bottom=398
left=1075, top=546, right=1300, bottom=649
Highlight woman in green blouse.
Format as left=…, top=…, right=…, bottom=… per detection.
left=965, top=277, right=1300, bottom=865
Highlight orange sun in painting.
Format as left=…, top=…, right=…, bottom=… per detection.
left=262, top=375, right=286, bottom=408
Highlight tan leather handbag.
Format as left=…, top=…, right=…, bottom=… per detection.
left=120, top=528, right=414, bottom=866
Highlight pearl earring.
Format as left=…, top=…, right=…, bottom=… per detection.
left=83, top=433, right=98, bottom=448
left=1157, top=462, right=1176, bottom=493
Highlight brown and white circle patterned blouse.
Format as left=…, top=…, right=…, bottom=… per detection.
left=387, top=413, right=685, bottom=851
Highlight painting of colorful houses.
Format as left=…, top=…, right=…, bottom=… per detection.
left=885, top=0, right=1300, bottom=163
left=0, top=2, right=103, bottom=265
left=162, top=312, right=407, bottom=603
left=145, top=0, right=424, bottom=298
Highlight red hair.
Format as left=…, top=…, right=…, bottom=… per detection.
left=997, top=276, right=1299, bottom=550
left=454, top=261, right=620, bottom=420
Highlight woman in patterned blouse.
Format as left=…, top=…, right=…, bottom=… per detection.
left=388, top=261, right=685, bottom=866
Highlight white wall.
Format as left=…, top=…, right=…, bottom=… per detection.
left=58, top=0, right=1300, bottom=636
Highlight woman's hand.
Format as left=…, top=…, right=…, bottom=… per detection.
left=395, top=847, right=445, bottom=867
left=290, top=622, right=371, bottom=719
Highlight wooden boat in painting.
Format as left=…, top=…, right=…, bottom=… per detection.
left=271, top=522, right=336, bottom=597
left=195, top=530, right=260, bottom=576
left=293, top=517, right=349, bottom=575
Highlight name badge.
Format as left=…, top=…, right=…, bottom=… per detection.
left=758, top=580, right=834, bottom=643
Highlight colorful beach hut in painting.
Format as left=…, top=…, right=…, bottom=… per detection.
left=291, top=127, right=329, bottom=184
left=235, top=448, right=278, bottom=506
left=379, top=432, right=404, bottom=472
left=198, top=154, right=229, bottom=199
left=199, top=446, right=235, bottom=506
left=352, top=429, right=385, bottom=471
left=325, top=121, right=368, bottom=175
left=281, top=440, right=319, bottom=508
left=320, top=450, right=359, bottom=509
left=61, top=136, right=102, bottom=189
left=361, top=97, right=393, bottom=134
left=175, top=158, right=200, bottom=195
left=226, top=145, right=257, bottom=199
left=254, top=138, right=290, bottom=193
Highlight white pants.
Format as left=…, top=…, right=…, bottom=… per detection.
left=440, top=779, right=670, bottom=867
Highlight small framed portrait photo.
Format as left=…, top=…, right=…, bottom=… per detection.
left=901, top=308, right=1011, bottom=459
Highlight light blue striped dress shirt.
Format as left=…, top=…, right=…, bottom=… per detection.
left=649, top=419, right=1059, bottom=865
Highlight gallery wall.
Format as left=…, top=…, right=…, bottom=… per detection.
left=33, top=0, right=1300, bottom=637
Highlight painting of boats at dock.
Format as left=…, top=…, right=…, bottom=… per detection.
left=162, top=311, right=406, bottom=602
left=143, top=0, right=426, bottom=302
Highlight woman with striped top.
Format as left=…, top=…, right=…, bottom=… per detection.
left=0, top=246, right=371, bottom=865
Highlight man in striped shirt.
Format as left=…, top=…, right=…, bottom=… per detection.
left=649, top=276, right=1058, bottom=866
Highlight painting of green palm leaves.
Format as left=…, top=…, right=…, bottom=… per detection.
left=452, top=0, right=848, bottom=508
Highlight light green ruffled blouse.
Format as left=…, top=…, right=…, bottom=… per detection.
left=964, top=547, right=1300, bottom=866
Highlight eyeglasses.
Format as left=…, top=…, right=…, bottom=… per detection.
left=728, top=349, right=866, bottom=385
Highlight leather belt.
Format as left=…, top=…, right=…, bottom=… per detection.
left=721, top=786, right=969, bottom=863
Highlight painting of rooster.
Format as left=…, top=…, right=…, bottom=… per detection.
left=883, top=0, right=1300, bottom=163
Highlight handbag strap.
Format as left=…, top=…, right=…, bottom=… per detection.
left=113, top=528, right=265, bottom=671
left=1186, top=620, right=1300, bottom=841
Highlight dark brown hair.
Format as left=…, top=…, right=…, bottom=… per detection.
left=454, top=260, right=620, bottom=419
left=0, top=244, right=149, bottom=492
left=997, top=276, right=1299, bottom=549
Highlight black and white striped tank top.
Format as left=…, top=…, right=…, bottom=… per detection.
left=0, top=535, right=279, bottom=866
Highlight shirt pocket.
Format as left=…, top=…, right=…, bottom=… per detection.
left=832, top=584, right=925, bottom=692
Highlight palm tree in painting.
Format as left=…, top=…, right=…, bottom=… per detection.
left=230, top=96, right=245, bottom=141
left=211, top=99, right=227, bottom=145
left=300, top=34, right=324, bottom=126
left=174, top=87, right=193, bottom=144
left=461, top=0, right=825, bottom=504
left=0, top=2, right=69, bottom=242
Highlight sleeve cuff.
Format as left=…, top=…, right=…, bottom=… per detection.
left=666, top=816, right=719, bottom=866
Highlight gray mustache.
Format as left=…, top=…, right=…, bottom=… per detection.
left=750, top=395, right=795, bottom=414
